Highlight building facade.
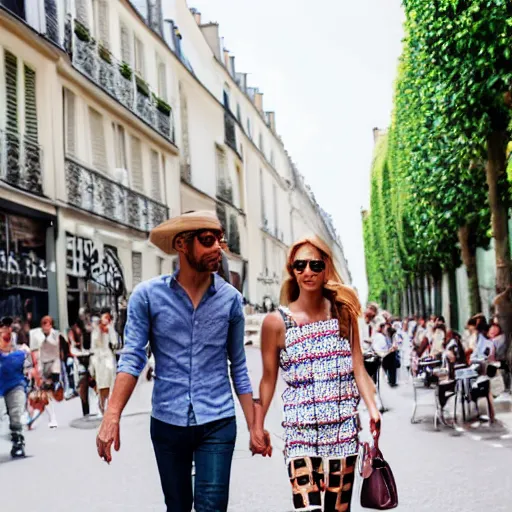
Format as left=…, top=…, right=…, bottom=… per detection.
left=0, top=0, right=351, bottom=329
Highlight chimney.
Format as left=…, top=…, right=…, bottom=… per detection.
left=193, top=11, right=202, bottom=25
left=266, top=112, right=276, bottom=132
left=255, top=92, right=264, bottom=113
left=200, top=23, right=222, bottom=60
left=229, top=56, right=236, bottom=78
left=223, top=48, right=230, bottom=68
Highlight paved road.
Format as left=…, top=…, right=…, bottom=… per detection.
left=2, top=347, right=512, bottom=511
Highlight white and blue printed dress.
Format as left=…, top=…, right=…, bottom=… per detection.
left=278, top=306, right=360, bottom=462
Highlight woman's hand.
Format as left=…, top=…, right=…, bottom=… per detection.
left=250, top=427, right=272, bottom=457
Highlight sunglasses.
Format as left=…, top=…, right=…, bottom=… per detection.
left=189, top=230, right=225, bottom=249
left=292, top=259, right=326, bottom=273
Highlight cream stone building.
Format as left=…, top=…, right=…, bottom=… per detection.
left=0, top=0, right=351, bottom=329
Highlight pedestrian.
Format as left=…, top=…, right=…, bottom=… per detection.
left=250, top=235, right=381, bottom=512
left=89, top=309, right=118, bottom=415
left=96, top=210, right=254, bottom=512
left=29, top=316, right=62, bottom=428
left=0, top=317, right=31, bottom=458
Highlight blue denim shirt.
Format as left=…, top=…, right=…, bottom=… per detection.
left=117, top=272, right=252, bottom=427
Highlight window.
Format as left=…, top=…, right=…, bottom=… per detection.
left=270, top=150, right=275, bottom=168
left=156, top=54, right=167, bottom=101
left=92, top=0, right=109, bottom=48
left=273, top=184, right=279, bottom=233
left=64, top=88, right=76, bottom=156
left=112, top=123, right=127, bottom=170
left=75, top=0, right=88, bottom=27
left=150, top=149, right=161, bottom=201
left=246, top=118, right=252, bottom=139
left=134, top=36, right=145, bottom=77
left=223, top=86, right=230, bottom=110
left=88, top=107, right=107, bottom=173
left=260, top=169, right=265, bottom=225
left=258, top=133, right=264, bottom=153
left=158, top=256, right=164, bottom=275
left=119, top=20, right=132, bottom=65
left=130, top=135, right=144, bottom=192
left=262, top=237, right=268, bottom=275
left=236, top=103, right=241, bottom=122
left=4, top=50, right=18, bottom=137
left=132, top=252, right=142, bottom=287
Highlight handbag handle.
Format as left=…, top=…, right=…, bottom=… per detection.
left=370, top=418, right=381, bottom=451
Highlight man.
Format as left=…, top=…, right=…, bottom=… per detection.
left=96, top=211, right=254, bottom=512
left=0, top=317, right=31, bottom=458
left=361, top=302, right=379, bottom=351
left=29, top=316, right=61, bottom=428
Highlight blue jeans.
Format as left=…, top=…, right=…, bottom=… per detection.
left=150, top=415, right=237, bottom=512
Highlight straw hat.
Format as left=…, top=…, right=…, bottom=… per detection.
left=149, top=210, right=222, bottom=255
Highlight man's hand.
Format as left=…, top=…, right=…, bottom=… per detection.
left=250, top=427, right=272, bottom=457
left=96, top=413, right=121, bottom=464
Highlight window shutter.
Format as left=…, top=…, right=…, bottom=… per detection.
left=24, top=66, right=38, bottom=143
left=120, top=21, right=132, bottom=65
left=131, top=252, right=142, bottom=287
left=64, top=88, right=76, bottom=155
left=157, top=57, right=167, bottom=100
left=150, top=149, right=161, bottom=201
left=89, top=107, right=107, bottom=173
left=75, top=0, right=89, bottom=26
left=5, top=50, right=18, bottom=134
left=98, top=0, right=110, bottom=48
left=113, top=123, right=127, bottom=170
left=134, top=36, right=145, bottom=77
left=130, top=135, right=144, bottom=192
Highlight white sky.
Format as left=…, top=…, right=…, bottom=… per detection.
left=191, top=0, right=405, bottom=303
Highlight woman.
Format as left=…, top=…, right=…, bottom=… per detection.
left=89, top=310, right=118, bottom=415
left=251, top=236, right=380, bottom=512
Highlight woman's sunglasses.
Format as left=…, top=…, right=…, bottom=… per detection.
left=292, top=259, right=326, bottom=273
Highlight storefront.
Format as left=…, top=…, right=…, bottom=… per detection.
left=0, top=202, right=57, bottom=327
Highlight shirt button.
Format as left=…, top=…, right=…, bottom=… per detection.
left=195, top=321, right=198, bottom=326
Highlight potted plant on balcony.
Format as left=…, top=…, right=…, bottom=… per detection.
left=153, top=94, right=172, bottom=116
left=135, top=75, right=150, bottom=98
left=98, top=44, right=112, bottom=64
left=74, top=19, right=91, bottom=42
left=119, top=62, right=133, bottom=81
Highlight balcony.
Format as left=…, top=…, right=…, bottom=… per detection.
left=0, top=129, right=43, bottom=195
left=66, top=18, right=174, bottom=143
left=65, top=157, right=168, bottom=232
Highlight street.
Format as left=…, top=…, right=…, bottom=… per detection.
left=2, top=347, right=512, bottom=512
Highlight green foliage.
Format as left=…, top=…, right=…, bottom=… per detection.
left=364, top=0, right=512, bottom=312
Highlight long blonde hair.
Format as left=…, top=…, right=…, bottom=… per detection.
left=280, top=235, right=362, bottom=342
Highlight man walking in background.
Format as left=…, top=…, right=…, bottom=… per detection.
left=96, top=210, right=254, bottom=512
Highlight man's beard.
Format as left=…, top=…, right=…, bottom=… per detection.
left=185, top=252, right=221, bottom=273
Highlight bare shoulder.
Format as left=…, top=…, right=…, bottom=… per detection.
left=262, top=311, right=285, bottom=334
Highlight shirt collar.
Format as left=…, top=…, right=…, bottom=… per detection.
left=168, top=270, right=219, bottom=294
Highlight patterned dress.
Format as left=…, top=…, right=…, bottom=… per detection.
left=278, top=306, right=361, bottom=461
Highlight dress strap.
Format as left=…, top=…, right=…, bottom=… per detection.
left=277, top=306, right=297, bottom=330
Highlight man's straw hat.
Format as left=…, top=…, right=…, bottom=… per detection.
left=149, top=210, right=222, bottom=255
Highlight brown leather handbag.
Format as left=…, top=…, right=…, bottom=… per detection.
left=360, top=423, right=398, bottom=509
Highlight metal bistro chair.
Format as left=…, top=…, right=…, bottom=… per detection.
left=411, top=358, right=442, bottom=424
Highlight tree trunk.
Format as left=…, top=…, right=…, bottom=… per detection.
left=487, top=129, right=512, bottom=364
left=413, top=277, right=420, bottom=316
left=418, top=276, right=426, bottom=318
left=432, top=267, right=442, bottom=317
left=458, top=224, right=482, bottom=316
left=486, top=130, right=511, bottom=294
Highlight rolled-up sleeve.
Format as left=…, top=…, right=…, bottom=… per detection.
left=227, top=294, right=252, bottom=395
left=117, top=283, right=150, bottom=378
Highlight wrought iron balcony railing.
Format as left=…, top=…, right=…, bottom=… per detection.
left=65, top=157, right=168, bottom=232
left=66, top=17, right=175, bottom=143
left=0, top=129, right=43, bottom=195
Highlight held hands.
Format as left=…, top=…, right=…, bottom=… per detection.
left=249, top=427, right=273, bottom=457
left=96, top=412, right=121, bottom=464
